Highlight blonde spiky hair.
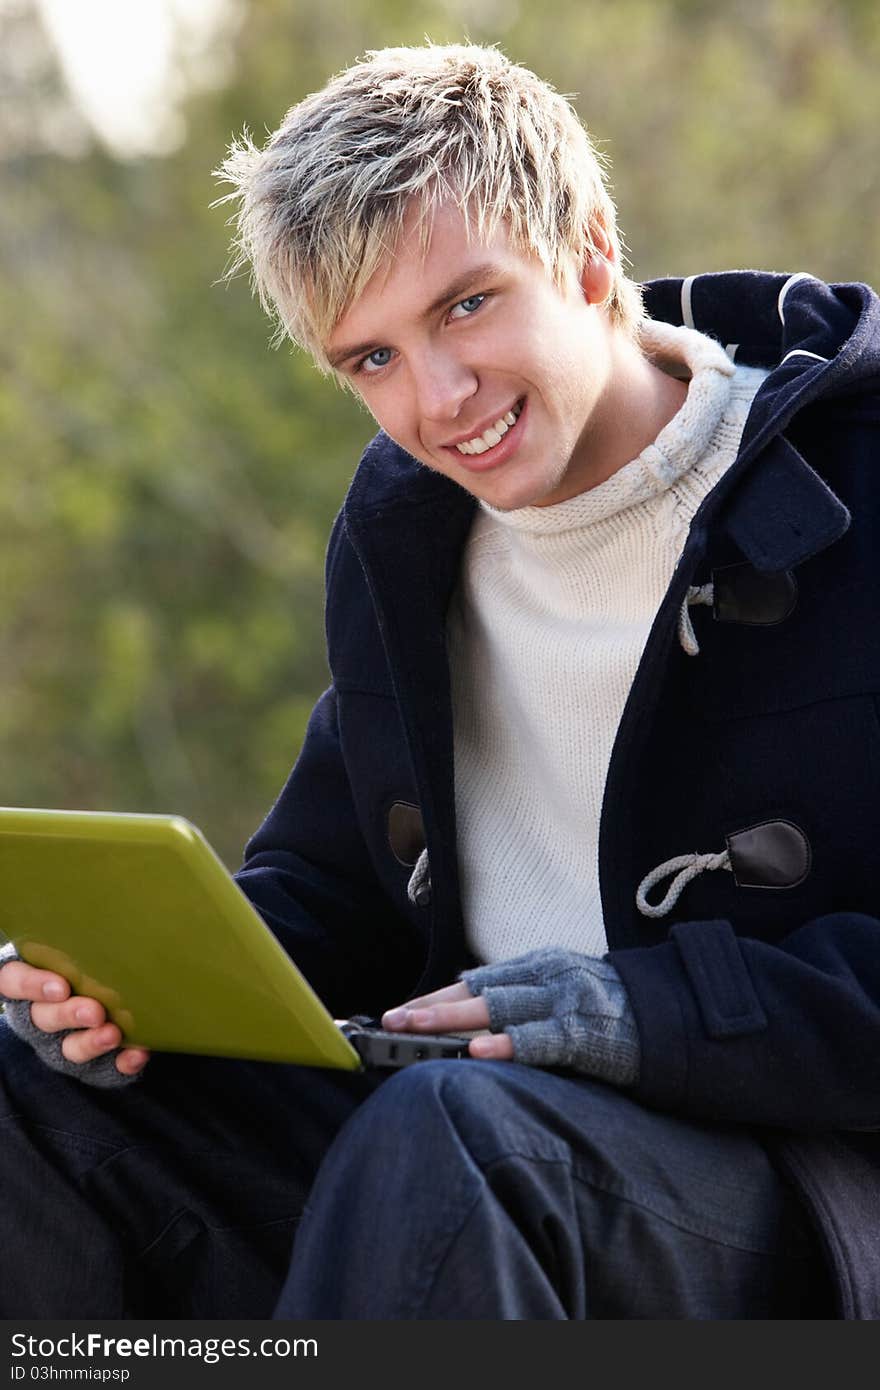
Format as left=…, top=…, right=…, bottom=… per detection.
left=216, top=43, right=644, bottom=376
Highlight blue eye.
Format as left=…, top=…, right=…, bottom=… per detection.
left=360, top=347, right=393, bottom=374
left=451, top=294, right=485, bottom=318
left=353, top=293, right=487, bottom=377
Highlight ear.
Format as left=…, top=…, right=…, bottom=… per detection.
left=578, top=216, right=616, bottom=306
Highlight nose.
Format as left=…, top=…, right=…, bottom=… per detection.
left=412, top=348, right=477, bottom=423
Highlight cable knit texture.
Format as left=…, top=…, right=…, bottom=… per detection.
left=447, top=321, right=769, bottom=963
left=461, top=948, right=639, bottom=1085
left=0, top=941, right=138, bottom=1088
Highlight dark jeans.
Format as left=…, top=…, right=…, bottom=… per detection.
left=0, top=1027, right=832, bottom=1319
left=277, top=1059, right=832, bottom=1318
left=0, top=1027, right=380, bottom=1318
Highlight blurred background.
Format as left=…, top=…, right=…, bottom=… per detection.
left=2, top=0, right=879, bottom=869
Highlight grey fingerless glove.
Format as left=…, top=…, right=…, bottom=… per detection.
left=461, top=947, right=640, bottom=1086
left=0, top=942, right=139, bottom=1089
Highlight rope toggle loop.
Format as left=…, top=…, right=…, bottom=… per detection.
left=636, top=848, right=731, bottom=918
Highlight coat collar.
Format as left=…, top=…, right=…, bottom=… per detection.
left=640, top=271, right=875, bottom=572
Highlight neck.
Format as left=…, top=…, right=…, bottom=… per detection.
left=564, top=328, right=689, bottom=499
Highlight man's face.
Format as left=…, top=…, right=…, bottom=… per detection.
left=327, top=202, right=619, bottom=511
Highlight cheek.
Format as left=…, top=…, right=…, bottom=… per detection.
left=358, top=387, right=411, bottom=445
left=523, top=305, right=589, bottom=379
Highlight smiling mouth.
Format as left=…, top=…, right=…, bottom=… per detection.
left=452, top=399, right=524, bottom=455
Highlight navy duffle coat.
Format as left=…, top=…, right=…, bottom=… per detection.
left=237, top=271, right=880, bottom=1318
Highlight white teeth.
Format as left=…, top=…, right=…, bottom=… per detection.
left=455, top=403, right=522, bottom=455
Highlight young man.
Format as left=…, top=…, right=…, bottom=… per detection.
left=2, top=43, right=879, bottom=1318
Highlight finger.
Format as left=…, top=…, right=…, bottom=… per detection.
left=115, top=1048, right=151, bottom=1077
left=382, top=981, right=472, bottom=1024
left=469, top=1032, right=514, bottom=1061
left=60, top=1023, right=123, bottom=1065
left=0, top=961, right=70, bottom=1004
left=30, top=996, right=106, bottom=1034
left=382, top=996, right=490, bottom=1034
left=405, top=981, right=474, bottom=1008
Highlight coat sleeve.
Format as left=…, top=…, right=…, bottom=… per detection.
left=608, top=912, right=880, bottom=1132
left=234, top=513, right=425, bottom=1019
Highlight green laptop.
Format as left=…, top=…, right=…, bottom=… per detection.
left=0, top=806, right=361, bottom=1070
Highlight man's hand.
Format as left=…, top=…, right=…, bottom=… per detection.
left=382, top=980, right=513, bottom=1060
left=382, top=949, right=640, bottom=1086
left=0, top=957, right=150, bottom=1078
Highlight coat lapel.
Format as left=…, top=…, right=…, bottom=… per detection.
left=344, top=436, right=477, bottom=986
left=718, top=435, right=851, bottom=571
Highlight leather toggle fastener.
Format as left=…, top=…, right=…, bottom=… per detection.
left=636, top=819, right=811, bottom=918
left=388, top=801, right=426, bottom=866
left=678, top=563, right=798, bottom=655
left=388, top=802, right=432, bottom=908
left=712, top=562, right=798, bottom=626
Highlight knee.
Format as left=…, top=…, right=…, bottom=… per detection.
left=340, top=1059, right=565, bottom=1174
left=316, top=1061, right=474, bottom=1170
left=336, top=1059, right=462, bottom=1148
left=359, top=1057, right=508, bottom=1131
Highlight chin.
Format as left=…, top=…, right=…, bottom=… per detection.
left=480, top=487, right=540, bottom=513
left=483, top=470, right=564, bottom=512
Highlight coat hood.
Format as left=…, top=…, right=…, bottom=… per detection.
left=641, top=270, right=880, bottom=456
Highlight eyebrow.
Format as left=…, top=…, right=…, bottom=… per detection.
left=327, top=260, right=505, bottom=371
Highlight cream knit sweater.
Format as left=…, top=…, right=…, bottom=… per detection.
left=447, top=321, right=769, bottom=964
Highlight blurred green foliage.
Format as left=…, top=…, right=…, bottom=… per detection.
left=2, top=0, right=879, bottom=867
